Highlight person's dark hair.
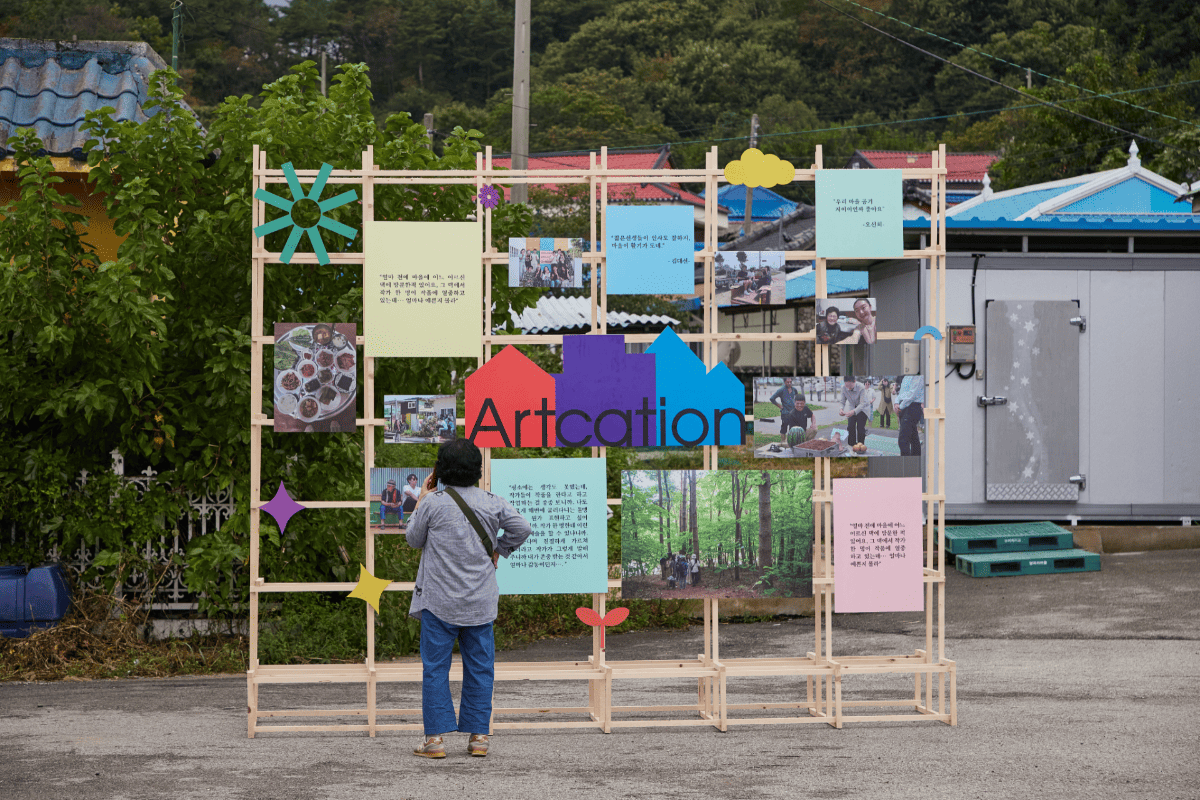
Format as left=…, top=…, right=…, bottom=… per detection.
left=406, top=473, right=418, bottom=483
left=844, top=375, right=856, bottom=383
left=824, top=306, right=840, bottom=317
left=435, top=438, right=483, bottom=486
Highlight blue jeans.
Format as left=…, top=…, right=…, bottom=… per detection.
left=419, top=610, right=495, bottom=736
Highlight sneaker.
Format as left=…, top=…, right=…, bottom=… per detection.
left=413, top=736, right=446, bottom=758
left=468, top=734, right=489, bottom=757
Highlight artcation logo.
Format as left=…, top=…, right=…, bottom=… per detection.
left=465, top=329, right=745, bottom=448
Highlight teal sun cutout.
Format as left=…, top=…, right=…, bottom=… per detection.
left=254, top=162, right=359, bottom=265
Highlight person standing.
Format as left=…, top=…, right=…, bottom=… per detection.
left=406, top=439, right=533, bottom=758
left=838, top=376, right=872, bottom=448
left=690, top=554, right=701, bottom=587
left=896, top=374, right=926, bottom=456
left=769, top=377, right=805, bottom=436
left=879, top=379, right=894, bottom=429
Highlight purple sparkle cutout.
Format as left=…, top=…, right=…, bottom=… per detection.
left=261, top=482, right=305, bottom=535
left=477, top=185, right=501, bottom=209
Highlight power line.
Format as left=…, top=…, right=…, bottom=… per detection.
left=830, top=0, right=1200, bottom=131
left=811, top=0, right=1195, bottom=156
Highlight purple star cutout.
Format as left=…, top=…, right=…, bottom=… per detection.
left=261, top=482, right=305, bottom=535
left=476, top=185, right=501, bottom=209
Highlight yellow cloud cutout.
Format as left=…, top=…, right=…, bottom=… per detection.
left=347, top=564, right=391, bottom=614
left=724, top=148, right=795, bottom=188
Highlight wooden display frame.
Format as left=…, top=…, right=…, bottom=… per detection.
left=246, top=144, right=956, bottom=737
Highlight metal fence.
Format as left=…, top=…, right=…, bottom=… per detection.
left=7, top=452, right=237, bottom=612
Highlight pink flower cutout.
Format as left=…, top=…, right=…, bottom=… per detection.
left=575, top=606, right=630, bottom=649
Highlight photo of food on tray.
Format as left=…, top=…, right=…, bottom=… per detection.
left=273, top=322, right=357, bottom=433
left=752, top=375, right=925, bottom=458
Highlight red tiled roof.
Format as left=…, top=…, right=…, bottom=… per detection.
left=856, top=151, right=999, bottom=183
left=490, top=149, right=719, bottom=209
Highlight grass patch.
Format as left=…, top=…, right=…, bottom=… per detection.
left=716, top=443, right=869, bottom=476
left=752, top=402, right=825, bottom=419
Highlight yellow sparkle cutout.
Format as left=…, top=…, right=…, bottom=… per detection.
left=346, top=564, right=392, bottom=614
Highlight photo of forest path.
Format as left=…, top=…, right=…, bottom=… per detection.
left=621, top=470, right=814, bottom=600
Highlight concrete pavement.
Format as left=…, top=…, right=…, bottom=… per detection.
left=2, top=549, right=1198, bottom=799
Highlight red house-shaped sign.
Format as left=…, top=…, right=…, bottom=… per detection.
left=465, top=346, right=556, bottom=447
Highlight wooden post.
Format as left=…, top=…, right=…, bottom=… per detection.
left=245, top=141, right=955, bottom=734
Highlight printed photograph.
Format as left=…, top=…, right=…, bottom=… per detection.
left=620, top=469, right=814, bottom=600
left=383, top=395, right=457, bottom=443
left=815, top=297, right=878, bottom=345
left=369, top=467, right=438, bottom=532
left=507, top=237, right=585, bottom=289
left=273, top=323, right=357, bottom=433
left=752, top=375, right=925, bottom=458
left=714, top=250, right=787, bottom=307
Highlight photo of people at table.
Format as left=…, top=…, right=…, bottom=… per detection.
left=752, top=375, right=923, bottom=458
left=815, top=298, right=878, bottom=345
left=714, top=250, right=787, bottom=307
left=508, top=237, right=585, bottom=288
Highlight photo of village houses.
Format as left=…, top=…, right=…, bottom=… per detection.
left=383, top=394, right=457, bottom=444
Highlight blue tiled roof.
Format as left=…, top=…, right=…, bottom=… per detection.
left=703, top=184, right=798, bottom=222
left=786, top=268, right=869, bottom=300
left=949, top=183, right=1088, bottom=222
left=920, top=162, right=1199, bottom=231
left=0, top=39, right=171, bottom=158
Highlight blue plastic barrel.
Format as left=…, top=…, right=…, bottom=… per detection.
left=0, top=564, right=71, bottom=637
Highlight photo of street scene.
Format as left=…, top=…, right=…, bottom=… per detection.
left=714, top=251, right=787, bottom=307
left=383, top=394, right=457, bottom=443
left=620, top=469, right=813, bottom=600
left=752, top=375, right=925, bottom=458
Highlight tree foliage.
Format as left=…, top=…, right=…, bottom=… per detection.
left=0, top=63, right=533, bottom=631
left=7, top=0, right=1197, bottom=189
left=621, top=469, right=814, bottom=597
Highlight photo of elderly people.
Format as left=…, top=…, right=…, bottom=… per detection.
left=752, top=375, right=923, bottom=458
left=370, top=467, right=437, bottom=532
left=814, top=298, right=878, bottom=346
left=507, top=237, right=585, bottom=289
left=714, top=250, right=787, bottom=307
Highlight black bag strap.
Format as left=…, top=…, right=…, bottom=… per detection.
left=443, top=487, right=495, bottom=564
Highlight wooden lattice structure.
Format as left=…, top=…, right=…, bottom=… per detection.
left=246, top=143, right=956, bottom=736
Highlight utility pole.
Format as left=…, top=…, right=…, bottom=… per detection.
left=742, top=113, right=759, bottom=238
left=423, top=113, right=435, bottom=148
left=321, top=48, right=327, bottom=96
left=510, top=0, right=531, bottom=204
left=171, top=0, right=182, bottom=72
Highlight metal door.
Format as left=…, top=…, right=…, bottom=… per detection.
left=984, top=300, right=1082, bottom=502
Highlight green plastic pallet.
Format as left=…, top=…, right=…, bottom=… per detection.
left=944, top=521, right=1074, bottom=555
left=955, top=548, right=1100, bottom=578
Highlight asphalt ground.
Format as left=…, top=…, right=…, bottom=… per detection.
left=2, top=549, right=1198, bottom=800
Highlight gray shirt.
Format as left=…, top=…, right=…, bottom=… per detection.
left=404, top=486, right=534, bottom=626
left=840, top=382, right=872, bottom=416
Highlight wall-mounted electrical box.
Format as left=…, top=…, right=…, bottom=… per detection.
left=901, top=342, right=921, bottom=375
left=947, top=325, right=976, bottom=364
